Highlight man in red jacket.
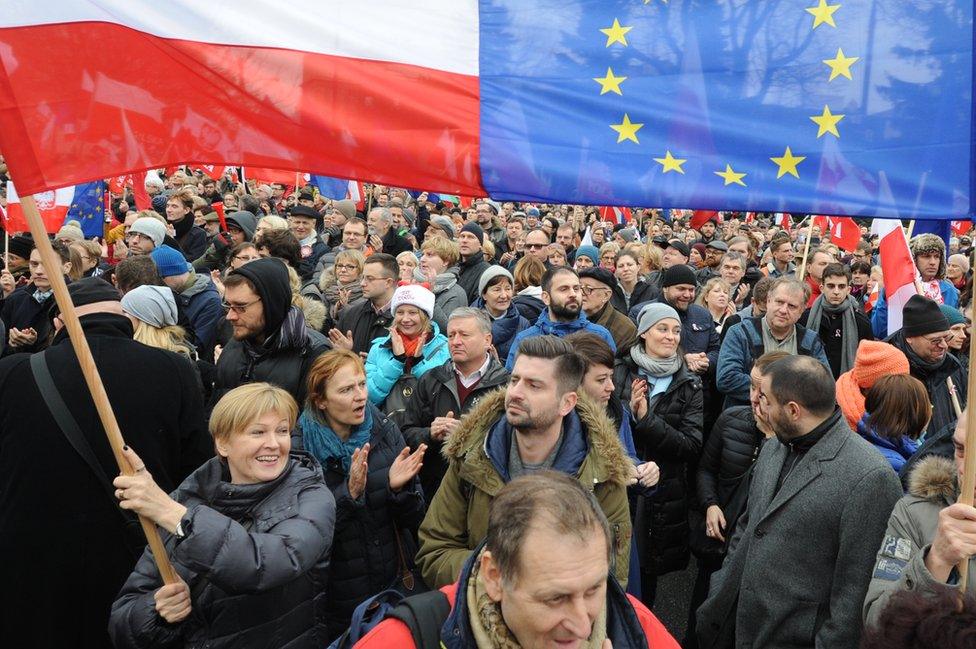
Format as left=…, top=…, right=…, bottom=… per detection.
left=356, top=471, right=678, bottom=649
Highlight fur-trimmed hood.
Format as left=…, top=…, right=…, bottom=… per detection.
left=908, top=455, right=958, bottom=502
left=443, top=387, right=633, bottom=486
left=910, top=233, right=947, bottom=279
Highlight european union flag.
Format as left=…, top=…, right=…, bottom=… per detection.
left=479, top=0, right=973, bottom=219
left=308, top=175, right=349, bottom=200
left=66, top=181, right=106, bottom=238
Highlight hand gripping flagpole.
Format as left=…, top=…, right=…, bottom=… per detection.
left=796, top=218, right=815, bottom=281
left=958, top=322, right=976, bottom=596
left=20, top=194, right=178, bottom=585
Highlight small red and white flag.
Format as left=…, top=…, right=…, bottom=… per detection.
left=951, top=220, right=973, bottom=237
left=347, top=181, right=365, bottom=212
left=828, top=216, right=861, bottom=252
left=872, top=219, right=918, bottom=336
left=5, top=181, right=74, bottom=233
left=775, top=213, right=792, bottom=232
left=599, top=206, right=633, bottom=224
left=197, top=164, right=227, bottom=181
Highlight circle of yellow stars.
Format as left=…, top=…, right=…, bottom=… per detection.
left=596, top=0, right=857, bottom=186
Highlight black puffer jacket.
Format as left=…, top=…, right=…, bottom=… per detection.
left=109, top=454, right=336, bottom=649
left=335, top=298, right=394, bottom=356
left=292, top=405, right=426, bottom=640
left=400, top=357, right=510, bottom=500
left=697, top=406, right=768, bottom=547
left=614, top=358, right=703, bottom=575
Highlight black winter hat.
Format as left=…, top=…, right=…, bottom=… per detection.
left=289, top=205, right=322, bottom=224
left=579, top=267, right=616, bottom=289
left=661, top=264, right=697, bottom=288
left=666, top=240, right=691, bottom=258
left=230, top=257, right=292, bottom=337
left=459, top=221, right=485, bottom=244
left=7, top=234, right=34, bottom=261
left=50, top=277, right=122, bottom=321
left=901, top=295, right=949, bottom=337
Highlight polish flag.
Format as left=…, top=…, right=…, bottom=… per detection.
left=0, top=3, right=480, bottom=197
left=197, top=165, right=227, bottom=181
left=872, top=219, right=918, bottom=336
left=5, top=181, right=73, bottom=232
left=812, top=215, right=830, bottom=233
left=864, top=283, right=879, bottom=314
left=828, top=216, right=861, bottom=252
left=600, top=206, right=633, bottom=224
left=689, top=210, right=718, bottom=230
left=775, top=213, right=792, bottom=232
left=347, top=181, right=365, bottom=213
left=952, top=220, right=973, bottom=237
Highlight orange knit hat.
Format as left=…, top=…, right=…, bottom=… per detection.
left=837, top=340, right=910, bottom=430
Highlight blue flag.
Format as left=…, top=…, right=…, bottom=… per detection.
left=479, top=0, right=973, bottom=219
left=65, top=181, right=106, bottom=238
left=308, top=175, right=349, bottom=200
left=913, top=219, right=952, bottom=248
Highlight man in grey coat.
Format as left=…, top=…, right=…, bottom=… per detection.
left=697, top=355, right=903, bottom=649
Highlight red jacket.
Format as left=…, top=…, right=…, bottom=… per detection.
left=354, top=582, right=680, bottom=649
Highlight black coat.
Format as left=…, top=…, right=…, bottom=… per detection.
left=610, top=279, right=657, bottom=315
left=0, top=315, right=212, bottom=649
left=614, top=359, right=703, bottom=575
left=0, top=282, right=57, bottom=356
left=888, top=331, right=968, bottom=438
left=799, top=306, right=874, bottom=378
left=399, top=357, right=510, bottom=500
left=175, top=225, right=209, bottom=262
left=512, top=292, right=545, bottom=322
left=293, top=405, right=426, bottom=639
left=110, top=454, right=335, bottom=649
left=456, top=255, right=491, bottom=304
left=212, top=326, right=330, bottom=410
left=336, top=297, right=394, bottom=356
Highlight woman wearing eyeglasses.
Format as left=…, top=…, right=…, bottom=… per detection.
left=316, top=249, right=365, bottom=328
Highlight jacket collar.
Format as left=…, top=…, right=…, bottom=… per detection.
left=52, top=313, right=134, bottom=346
left=445, top=389, right=632, bottom=494
left=441, top=541, right=649, bottom=649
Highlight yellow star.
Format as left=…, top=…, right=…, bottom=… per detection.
left=654, top=150, right=686, bottom=174
left=600, top=18, right=632, bottom=47
left=770, top=147, right=806, bottom=179
left=610, top=114, right=643, bottom=144
left=810, top=105, right=845, bottom=138
left=805, top=0, right=840, bottom=29
left=593, top=67, right=627, bottom=96
left=823, top=48, right=859, bottom=81
left=715, top=164, right=747, bottom=187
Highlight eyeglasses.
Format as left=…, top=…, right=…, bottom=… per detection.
left=922, top=333, right=951, bottom=346
left=525, top=243, right=547, bottom=250
left=335, top=263, right=358, bottom=271
left=361, top=275, right=391, bottom=283
left=580, top=286, right=610, bottom=296
left=233, top=254, right=261, bottom=262
left=221, top=297, right=261, bottom=314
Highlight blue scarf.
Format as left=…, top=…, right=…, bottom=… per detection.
left=300, top=405, right=373, bottom=474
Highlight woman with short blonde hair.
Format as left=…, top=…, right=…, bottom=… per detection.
left=109, top=382, right=335, bottom=648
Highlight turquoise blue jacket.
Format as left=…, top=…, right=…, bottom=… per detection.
left=365, top=321, right=450, bottom=404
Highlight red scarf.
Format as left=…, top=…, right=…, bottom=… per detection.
left=400, top=330, right=427, bottom=358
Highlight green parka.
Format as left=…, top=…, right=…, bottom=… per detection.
left=416, top=388, right=633, bottom=589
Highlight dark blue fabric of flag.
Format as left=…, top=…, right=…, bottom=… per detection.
left=66, top=181, right=106, bottom=238
left=309, top=175, right=348, bottom=200
left=478, top=0, right=974, bottom=219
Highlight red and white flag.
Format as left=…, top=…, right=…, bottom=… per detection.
left=951, top=220, right=973, bottom=237
left=5, top=181, right=73, bottom=232
left=872, top=219, right=918, bottom=336
left=775, top=213, right=792, bottom=232
left=600, top=206, right=633, bottom=224
left=828, top=216, right=861, bottom=252
left=197, top=165, right=227, bottom=181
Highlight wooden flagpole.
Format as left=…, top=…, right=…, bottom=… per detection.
left=20, top=194, right=177, bottom=585
left=796, top=217, right=816, bottom=280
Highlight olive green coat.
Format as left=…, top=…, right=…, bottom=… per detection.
left=416, top=388, right=633, bottom=589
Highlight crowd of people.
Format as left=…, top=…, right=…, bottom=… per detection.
left=0, top=168, right=975, bottom=649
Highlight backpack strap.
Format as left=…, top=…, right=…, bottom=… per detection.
left=387, top=590, right=451, bottom=649
left=30, top=352, right=141, bottom=537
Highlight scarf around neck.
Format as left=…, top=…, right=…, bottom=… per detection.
left=399, top=329, right=428, bottom=357
left=807, top=294, right=858, bottom=374
left=299, top=405, right=373, bottom=474
left=629, top=343, right=682, bottom=378
left=466, top=548, right=608, bottom=649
